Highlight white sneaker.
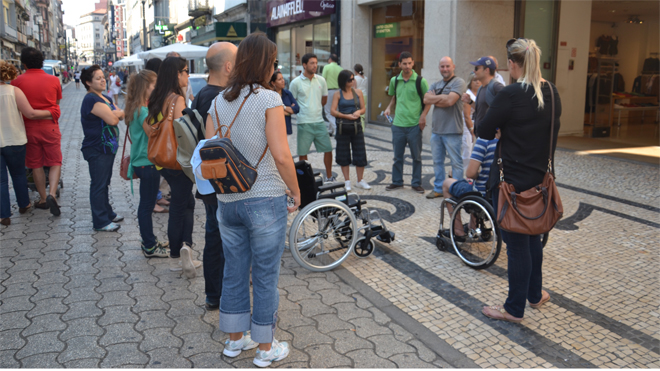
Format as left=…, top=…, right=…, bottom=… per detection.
left=344, top=180, right=351, bottom=191
left=355, top=180, right=371, bottom=190
left=223, top=332, right=259, bottom=357
left=180, top=243, right=196, bottom=278
left=169, top=257, right=202, bottom=272
left=253, top=339, right=290, bottom=367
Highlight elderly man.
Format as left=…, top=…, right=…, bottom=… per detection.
left=423, top=57, right=467, bottom=199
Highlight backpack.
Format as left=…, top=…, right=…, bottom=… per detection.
left=393, top=73, right=425, bottom=114
left=199, top=91, right=268, bottom=194
left=173, top=107, right=205, bottom=182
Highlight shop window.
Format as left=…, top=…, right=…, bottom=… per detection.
left=276, top=20, right=333, bottom=86
left=276, top=29, right=292, bottom=86
left=370, top=1, right=425, bottom=125
left=514, top=0, right=559, bottom=82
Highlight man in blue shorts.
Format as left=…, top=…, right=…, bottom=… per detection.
left=441, top=134, right=499, bottom=238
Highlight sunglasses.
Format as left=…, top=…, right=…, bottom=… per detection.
left=474, top=66, right=482, bottom=72
left=348, top=78, right=354, bottom=82
left=181, top=69, right=189, bottom=75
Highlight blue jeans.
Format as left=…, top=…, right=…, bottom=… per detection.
left=82, top=147, right=117, bottom=229
left=1, top=145, right=30, bottom=219
left=492, top=190, right=544, bottom=318
left=204, top=200, right=224, bottom=306
left=218, top=195, right=288, bottom=344
left=133, top=165, right=160, bottom=249
left=431, top=133, right=464, bottom=193
left=391, top=125, right=422, bottom=187
left=159, top=168, right=194, bottom=258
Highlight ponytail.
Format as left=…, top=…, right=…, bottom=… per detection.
left=508, top=39, right=544, bottom=110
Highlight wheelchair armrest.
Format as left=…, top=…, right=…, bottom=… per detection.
left=313, top=172, right=322, bottom=177
left=318, top=182, right=345, bottom=193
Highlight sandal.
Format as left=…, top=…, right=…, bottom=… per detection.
left=529, top=290, right=551, bottom=309
left=19, top=204, right=32, bottom=214
left=34, top=200, right=49, bottom=210
left=482, top=305, right=523, bottom=323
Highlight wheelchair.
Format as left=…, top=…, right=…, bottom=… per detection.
left=435, top=191, right=502, bottom=270
left=288, top=161, right=395, bottom=272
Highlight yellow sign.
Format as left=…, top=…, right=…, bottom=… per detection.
left=227, top=25, right=237, bottom=37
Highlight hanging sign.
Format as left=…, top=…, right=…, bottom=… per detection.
left=267, top=0, right=336, bottom=28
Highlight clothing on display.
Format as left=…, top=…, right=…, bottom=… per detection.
left=596, top=35, right=619, bottom=56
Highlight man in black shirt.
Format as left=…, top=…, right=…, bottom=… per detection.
left=462, top=57, right=504, bottom=136
left=191, top=42, right=237, bottom=310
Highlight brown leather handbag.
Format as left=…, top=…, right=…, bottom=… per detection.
left=496, top=83, right=563, bottom=235
left=147, top=93, right=182, bottom=170
left=119, top=128, right=137, bottom=180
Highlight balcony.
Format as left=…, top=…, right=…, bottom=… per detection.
left=3, top=25, right=18, bottom=40
left=188, top=0, right=210, bottom=18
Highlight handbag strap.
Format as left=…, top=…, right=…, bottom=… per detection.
left=498, top=81, right=556, bottom=181
left=350, top=88, right=360, bottom=111
left=212, top=89, right=269, bottom=169
left=121, top=127, right=130, bottom=159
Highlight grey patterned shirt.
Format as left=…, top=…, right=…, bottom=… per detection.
left=209, top=85, right=286, bottom=203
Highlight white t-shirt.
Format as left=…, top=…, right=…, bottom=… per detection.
left=0, top=85, right=28, bottom=147
left=354, top=74, right=368, bottom=95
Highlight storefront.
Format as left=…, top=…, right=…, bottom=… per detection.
left=267, top=0, right=339, bottom=86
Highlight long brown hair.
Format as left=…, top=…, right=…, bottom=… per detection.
left=147, top=56, right=187, bottom=125
left=125, top=70, right=157, bottom=126
left=223, top=32, right=277, bottom=102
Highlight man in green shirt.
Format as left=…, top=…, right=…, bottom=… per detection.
left=383, top=52, right=430, bottom=194
left=322, top=54, right=343, bottom=134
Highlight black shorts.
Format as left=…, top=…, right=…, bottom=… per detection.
left=335, top=132, right=367, bottom=167
left=75, top=79, right=80, bottom=83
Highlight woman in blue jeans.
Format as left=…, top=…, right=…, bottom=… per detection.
left=146, top=56, right=200, bottom=277
left=479, top=38, right=561, bottom=322
left=202, top=33, right=300, bottom=368
left=79, top=65, right=125, bottom=232
left=124, top=69, right=169, bottom=257
left=0, top=60, right=54, bottom=226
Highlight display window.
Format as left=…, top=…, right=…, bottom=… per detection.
left=275, top=19, right=333, bottom=88
left=370, top=1, right=425, bottom=125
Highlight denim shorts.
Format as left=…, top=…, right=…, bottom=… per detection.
left=449, top=179, right=477, bottom=198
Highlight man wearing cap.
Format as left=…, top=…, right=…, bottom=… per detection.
left=423, top=56, right=467, bottom=199
left=462, top=56, right=504, bottom=136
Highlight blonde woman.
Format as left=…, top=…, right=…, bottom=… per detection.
left=479, top=38, right=561, bottom=323
left=124, top=69, right=169, bottom=257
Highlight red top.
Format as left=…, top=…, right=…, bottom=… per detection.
left=11, top=69, right=62, bottom=127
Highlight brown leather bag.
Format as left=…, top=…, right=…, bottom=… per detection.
left=147, top=93, right=182, bottom=170
left=496, top=83, right=563, bottom=235
left=119, top=128, right=137, bottom=180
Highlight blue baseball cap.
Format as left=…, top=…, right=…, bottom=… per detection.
left=469, top=57, right=496, bottom=68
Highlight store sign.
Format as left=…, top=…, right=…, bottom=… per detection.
left=374, top=23, right=399, bottom=38
left=267, top=0, right=336, bottom=28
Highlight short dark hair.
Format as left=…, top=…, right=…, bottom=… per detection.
left=145, top=58, right=162, bottom=74
left=337, top=69, right=354, bottom=91
left=329, top=53, right=338, bottom=63
left=80, top=65, right=102, bottom=91
left=302, top=53, right=317, bottom=65
left=486, top=66, right=496, bottom=76
left=20, top=47, right=44, bottom=69
left=399, top=52, right=413, bottom=63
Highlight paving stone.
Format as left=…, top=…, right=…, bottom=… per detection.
left=15, top=331, right=65, bottom=360
left=179, top=332, right=222, bottom=358
left=6, top=259, right=40, bottom=274
left=22, top=313, right=67, bottom=337
left=100, top=323, right=144, bottom=346
left=38, top=250, right=70, bottom=263
left=98, top=290, right=136, bottom=308
left=298, top=298, right=336, bottom=317
left=0, top=349, right=19, bottom=368
left=268, top=347, right=310, bottom=367
left=139, top=328, right=184, bottom=353
left=350, top=317, right=393, bottom=338
left=125, top=271, right=159, bottom=284
left=64, top=358, right=101, bottom=368
left=277, top=309, right=315, bottom=331
left=278, top=274, right=310, bottom=288
left=368, top=306, right=391, bottom=325
left=314, top=313, right=355, bottom=334
left=407, top=339, right=437, bottom=363
left=1, top=295, right=35, bottom=313
left=19, top=352, right=61, bottom=368
left=132, top=295, right=170, bottom=313
left=63, top=274, right=99, bottom=289
left=171, top=315, right=214, bottom=336
left=0, top=329, right=26, bottom=351
left=317, top=288, right=356, bottom=306
left=328, top=329, right=374, bottom=354
left=128, top=282, right=164, bottom=298
left=2, top=270, right=38, bottom=285
left=62, top=286, right=102, bottom=304
left=35, top=261, right=68, bottom=275
left=388, top=322, right=414, bottom=343
left=0, top=311, right=30, bottom=333
left=135, top=310, right=176, bottom=331
left=30, top=283, right=69, bottom=302
left=306, top=344, right=352, bottom=368
left=167, top=299, right=206, bottom=317
left=284, top=284, right=320, bottom=302
left=345, top=348, right=397, bottom=368
left=100, top=343, right=149, bottom=367
left=146, top=348, right=192, bottom=368
left=369, top=334, right=416, bottom=358
left=32, top=271, right=68, bottom=287
left=57, top=336, right=106, bottom=363
left=334, top=302, right=373, bottom=321
left=61, top=300, right=101, bottom=321
left=291, top=325, right=334, bottom=349
left=95, top=277, right=131, bottom=293
left=98, top=305, right=139, bottom=326
left=0, top=281, right=36, bottom=298
left=188, top=352, right=233, bottom=368
left=59, top=318, right=104, bottom=341
left=389, top=353, right=435, bottom=368
left=336, top=280, right=359, bottom=296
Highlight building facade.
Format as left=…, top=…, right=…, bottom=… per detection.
left=76, top=9, right=105, bottom=64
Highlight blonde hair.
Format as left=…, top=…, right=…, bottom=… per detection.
left=0, top=60, right=18, bottom=81
left=507, top=38, right=544, bottom=110
left=125, top=70, right=157, bottom=126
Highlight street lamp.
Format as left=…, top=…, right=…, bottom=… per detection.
left=141, top=0, right=147, bottom=52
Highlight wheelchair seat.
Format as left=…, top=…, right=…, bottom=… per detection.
left=449, top=191, right=483, bottom=202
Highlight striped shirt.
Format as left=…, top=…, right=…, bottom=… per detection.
left=470, top=137, right=499, bottom=195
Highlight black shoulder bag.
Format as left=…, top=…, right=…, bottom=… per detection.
left=336, top=88, right=362, bottom=136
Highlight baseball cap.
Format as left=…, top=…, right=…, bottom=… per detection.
left=469, top=57, right=496, bottom=68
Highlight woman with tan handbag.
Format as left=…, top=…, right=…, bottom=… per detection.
left=146, top=56, right=200, bottom=278
left=479, top=38, right=562, bottom=323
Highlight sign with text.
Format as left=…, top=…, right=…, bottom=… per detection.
left=267, top=0, right=335, bottom=28
left=374, top=23, right=399, bottom=38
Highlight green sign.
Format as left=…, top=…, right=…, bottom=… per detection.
left=374, top=23, right=400, bottom=38
left=215, top=22, right=247, bottom=39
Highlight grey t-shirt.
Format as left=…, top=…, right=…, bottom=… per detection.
left=428, top=76, right=467, bottom=135
left=474, top=78, right=504, bottom=135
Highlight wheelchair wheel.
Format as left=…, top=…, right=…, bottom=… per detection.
left=288, top=199, right=358, bottom=272
left=450, top=196, right=501, bottom=270
left=353, top=236, right=375, bottom=258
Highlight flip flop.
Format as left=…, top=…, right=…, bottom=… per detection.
left=482, top=305, right=523, bottom=323
left=529, top=290, right=551, bottom=309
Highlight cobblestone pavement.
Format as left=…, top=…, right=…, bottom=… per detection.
left=1, top=83, right=658, bottom=368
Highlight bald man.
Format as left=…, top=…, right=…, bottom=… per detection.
left=192, top=41, right=238, bottom=310
left=423, top=56, right=467, bottom=199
